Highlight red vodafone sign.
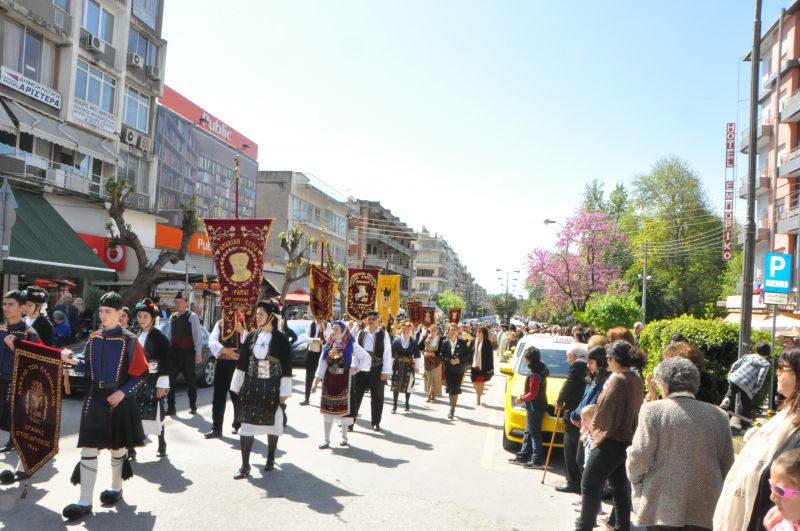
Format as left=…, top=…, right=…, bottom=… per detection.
left=78, top=233, right=126, bottom=271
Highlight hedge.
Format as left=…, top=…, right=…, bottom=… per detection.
left=638, top=315, right=775, bottom=408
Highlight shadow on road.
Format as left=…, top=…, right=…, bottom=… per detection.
left=456, top=416, right=502, bottom=431
left=133, top=456, right=193, bottom=494
left=0, top=483, right=67, bottom=530
left=68, top=500, right=156, bottom=530
left=247, top=462, right=356, bottom=515
left=356, top=427, right=433, bottom=451
left=481, top=404, right=504, bottom=412
left=330, top=445, right=408, bottom=468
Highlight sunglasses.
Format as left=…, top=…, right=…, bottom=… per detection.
left=769, top=479, right=800, bottom=498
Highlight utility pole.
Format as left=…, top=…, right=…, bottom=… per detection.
left=740, top=0, right=763, bottom=359
left=639, top=241, right=649, bottom=324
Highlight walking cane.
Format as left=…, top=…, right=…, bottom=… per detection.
left=541, top=404, right=562, bottom=485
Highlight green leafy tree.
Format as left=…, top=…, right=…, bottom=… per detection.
left=582, top=179, right=606, bottom=212
left=436, top=289, right=465, bottom=313
left=607, top=183, right=628, bottom=222
left=489, top=293, right=518, bottom=320
left=278, top=225, right=314, bottom=305
left=579, top=292, right=641, bottom=332
left=720, top=248, right=743, bottom=298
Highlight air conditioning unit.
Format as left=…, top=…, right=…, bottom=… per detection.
left=127, top=53, right=143, bottom=68
left=137, top=194, right=147, bottom=209
left=121, top=127, right=139, bottom=145
left=137, top=136, right=152, bottom=152
left=86, top=34, right=105, bottom=54
left=145, top=65, right=160, bottom=80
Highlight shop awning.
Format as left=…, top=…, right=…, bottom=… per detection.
left=2, top=188, right=116, bottom=280
left=2, top=99, right=118, bottom=165
left=0, top=100, right=16, bottom=136
left=281, top=290, right=310, bottom=304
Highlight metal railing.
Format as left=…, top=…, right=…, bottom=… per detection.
left=782, top=88, right=800, bottom=111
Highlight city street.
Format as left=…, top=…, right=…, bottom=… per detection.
left=0, top=371, right=595, bottom=530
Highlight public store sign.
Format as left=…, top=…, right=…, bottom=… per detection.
left=725, top=122, right=736, bottom=168
left=72, top=97, right=115, bottom=134
left=0, top=67, right=61, bottom=109
left=722, top=122, right=736, bottom=261
left=764, top=252, right=793, bottom=294
left=764, top=292, right=789, bottom=306
left=155, top=223, right=212, bottom=256
left=78, top=233, right=126, bottom=270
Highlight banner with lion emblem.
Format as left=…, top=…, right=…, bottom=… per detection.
left=11, top=340, right=64, bottom=477
left=346, top=268, right=379, bottom=319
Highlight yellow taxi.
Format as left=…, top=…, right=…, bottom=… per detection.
left=499, top=334, right=574, bottom=451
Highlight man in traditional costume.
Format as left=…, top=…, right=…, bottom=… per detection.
left=133, top=299, right=170, bottom=458
left=165, top=291, right=203, bottom=415
left=312, top=321, right=370, bottom=447
left=60, top=292, right=149, bottom=521
left=352, top=310, right=392, bottom=431
left=24, top=287, right=53, bottom=347
left=299, top=318, right=331, bottom=406
left=229, top=301, right=292, bottom=478
left=438, top=323, right=470, bottom=420
left=205, top=312, right=247, bottom=438
left=0, top=290, right=40, bottom=482
left=390, top=320, right=423, bottom=413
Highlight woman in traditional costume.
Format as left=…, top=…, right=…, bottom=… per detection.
left=390, top=320, right=422, bottom=413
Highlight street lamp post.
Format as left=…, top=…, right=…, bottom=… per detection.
left=496, top=268, right=520, bottom=320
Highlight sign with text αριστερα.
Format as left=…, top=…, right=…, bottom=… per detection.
left=764, top=253, right=793, bottom=294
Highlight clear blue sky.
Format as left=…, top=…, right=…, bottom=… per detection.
left=162, top=0, right=785, bottom=297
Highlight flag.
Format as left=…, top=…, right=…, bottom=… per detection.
left=448, top=307, right=462, bottom=324
left=376, top=274, right=400, bottom=324
left=407, top=300, right=423, bottom=325
left=204, top=218, right=273, bottom=339
left=422, top=306, right=436, bottom=326
left=346, top=268, right=379, bottom=319
left=310, top=265, right=334, bottom=321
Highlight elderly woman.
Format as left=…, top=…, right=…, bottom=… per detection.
left=575, top=340, right=644, bottom=531
left=714, top=346, right=800, bottom=530
left=626, top=358, right=734, bottom=531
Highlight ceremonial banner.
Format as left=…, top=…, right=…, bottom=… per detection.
left=11, top=340, right=63, bottom=476
left=407, top=300, right=423, bottom=325
left=422, top=307, right=436, bottom=327
left=376, top=274, right=400, bottom=324
left=448, top=307, right=462, bottom=324
left=310, top=265, right=334, bottom=321
left=204, top=218, right=273, bottom=339
left=346, top=268, right=379, bottom=319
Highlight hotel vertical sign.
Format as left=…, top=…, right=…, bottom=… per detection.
left=723, top=122, right=735, bottom=261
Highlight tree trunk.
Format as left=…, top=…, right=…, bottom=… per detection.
left=121, top=267, right=161, bottom=308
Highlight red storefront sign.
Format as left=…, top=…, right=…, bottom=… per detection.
left=722, top=181, right=734, bottom=261
left=78, top=233, right=126, bottom=270
left=154, top=224, right=212, bottom=256
left=160, top=86, right=258, bottom=160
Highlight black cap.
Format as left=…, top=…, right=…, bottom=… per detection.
left=98, top=291, right=123, bottom=310
left=24, top=287, right=47, bottom=305
left=3, top=290, right=26, bottom=304
left=256, top=300, right=279, bottom=315
left=174, top=291, right=187, bottom=301
left=135, top=298, right=160, bottom=318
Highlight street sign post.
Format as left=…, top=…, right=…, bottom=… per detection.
left=764, top=252, right=793, bottom=416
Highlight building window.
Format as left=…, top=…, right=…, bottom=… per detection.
left=124, top=87, right=150, bottom=132
left=132, top=0, right=158, bottom=30
left=53, top=0, right=69, bottom=12
left=121, top=152, right=150, bottom=195
left=75, top=59, right=115, bottom=113
left=3, top=21, right=56, bottom=86
left=82, top=0, right=114, bottom=44
left=127, top=28, right=158, bottom=65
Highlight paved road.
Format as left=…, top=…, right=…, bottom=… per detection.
left=0, top=370, right=605, bottom=530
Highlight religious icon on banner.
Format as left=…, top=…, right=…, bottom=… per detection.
left=204, top=218, right=273, bottom=339
left=310, top=265, right=334, bottom=321
left=448, top=307, right=462, bottom=324
left=422, top=307, right=435, bottom=326
left=347, top=268, right=379, bottom=319
left=407, top=300, right=423, bottom=325
left=376, top=274, right=400, bottom=324
left=11, top=340, right=64, bottom=478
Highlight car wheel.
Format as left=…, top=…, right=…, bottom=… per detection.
left=199, top=357, right=216, bottom=388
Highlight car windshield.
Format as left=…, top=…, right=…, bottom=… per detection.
left=515, top=348, right=570, bottom=378
left=288, top=321, right=309, bottom=335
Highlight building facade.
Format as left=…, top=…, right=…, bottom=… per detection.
left=257, top=171, right=356, bottom=296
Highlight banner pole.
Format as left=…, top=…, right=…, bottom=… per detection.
left=234, top=155, right=240, bottom=219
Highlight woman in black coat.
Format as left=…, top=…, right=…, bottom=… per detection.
left=470, top=326, right=494, bottom=406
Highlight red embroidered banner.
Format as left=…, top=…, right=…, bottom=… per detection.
left=422, top=307, right=436, bottom=327
left=407, top=300, right=423, bottom=325
left=448, top=307, right=462, bottom=324
left=346, top=268, right=379, bottom=320
left=11, top=340, right=64, bottom=477
left=310, top=265, right=334, bottom=321
left=204, top=218, right=273, bottom=338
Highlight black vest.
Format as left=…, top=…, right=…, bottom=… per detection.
left=218, top=320, right=239, bottom=348
left=170, top=311, right=194, bottom=352
left=358, top=328, right=385, bottom=357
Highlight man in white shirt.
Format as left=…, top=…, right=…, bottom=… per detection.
left=352, top=311, right=392, bottom=431
left=300, top=318, right=331, bottom=406
left=204, top=315, right=247, bottom=438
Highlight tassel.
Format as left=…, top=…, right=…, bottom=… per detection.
left=20, top=478, right=29, bottom=499
left=122, top=456, right=133, bottom=481
left=70, top=461, right=81, bottom=485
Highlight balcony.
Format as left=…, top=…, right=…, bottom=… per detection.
left=738, top=170, right=771, bottom=199
left=740, top=116, right=774, bottom=154
left=2, top=1, right=73, bottom=40
left=777, top=208, right=800, bottom=234
left=782, top=88, right=800, bottom=122
left=0, top=147, right=111, bottom=199
left=779, top=146, right=800, bottom=178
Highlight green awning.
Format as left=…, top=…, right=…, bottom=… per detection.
left=2, top=188, right=116, bottom=281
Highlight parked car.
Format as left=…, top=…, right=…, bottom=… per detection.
left=66, top=321, right=216, bottom=393
left=499, top=334, right=573, bottom=452
left=287, top=319, right=311, bottom=365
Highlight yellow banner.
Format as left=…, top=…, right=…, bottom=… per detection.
left=376, top=274, right=400, bottom=324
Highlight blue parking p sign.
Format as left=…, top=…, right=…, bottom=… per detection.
left=764, top=253, right=793, bottom=294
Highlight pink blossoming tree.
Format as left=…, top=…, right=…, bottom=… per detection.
left=526, top=209, right=627, bottom=314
